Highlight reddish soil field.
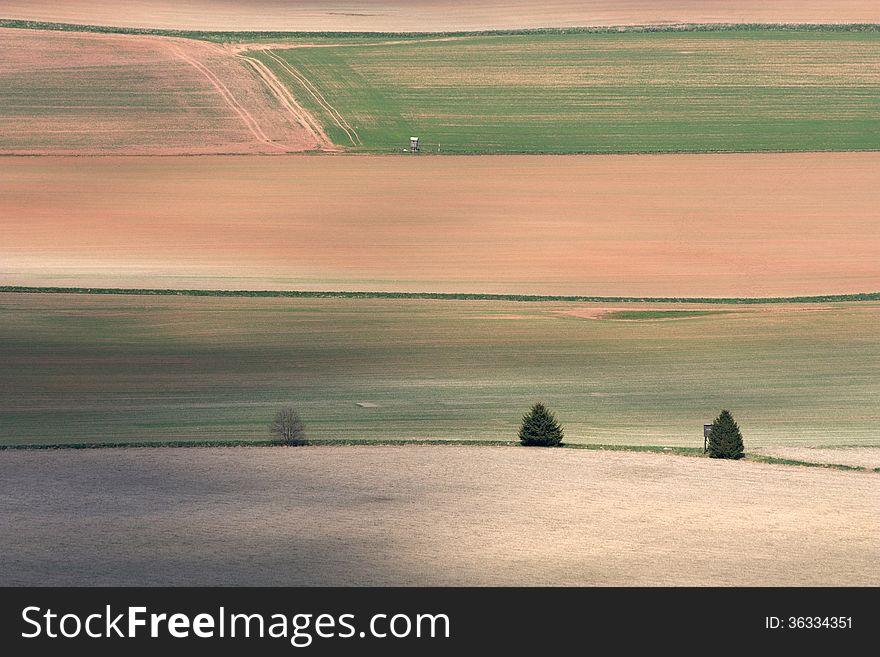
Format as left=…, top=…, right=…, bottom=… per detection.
left=2, top=1, right=878, bottom=31
left=0, top=28, right=325, bottom=154
left=2, top=153, right=878, bottom=297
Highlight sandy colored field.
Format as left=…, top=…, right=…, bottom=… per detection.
left=0, top=28, right=324, bottom=154
left=2, top=293, right=879, bottom=447
left=754, top=447, right=880, bottom=470
left=3, top=153, right=879, bottom=296
left=0, top=446, right=875, bottom=586
left=2, top=1, right=878, bottom=31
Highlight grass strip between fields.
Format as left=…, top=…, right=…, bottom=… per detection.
left=3, top=286, right=879, bottom=305
left=0, top=439, right=873, bottom=473
left=2, top=20, right=880, bottom=42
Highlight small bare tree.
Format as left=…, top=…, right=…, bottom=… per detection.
left=271, top=406, right=307, bottom=445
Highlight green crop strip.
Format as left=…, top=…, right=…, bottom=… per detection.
left=3, top=286, right=879, bottom=304
left=603, top=310, right=733, bottom=320
left=250, top=29, right=880, bottom=154
left=2, top=19, right=879, bottom=42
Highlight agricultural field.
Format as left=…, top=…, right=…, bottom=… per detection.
left=3, top=153, right=879, bottom=297
left=1, top=292, right=879, bottom=448
left=249, top=29, right=880, bottom=153
left=1, top=4, right=878, bottom=597
left=0, top=28, right=324, bottom=154
left=3, top=24, right=879, bottom=155
left=2, top=1, right=878, bottom=32
left=0, top=446, right=875, bottom=585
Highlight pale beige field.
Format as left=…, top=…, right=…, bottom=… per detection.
left=0, top=447, right=875, bottom=586
left=3, top=153, right=879, bottom=297
left=2, top=1, right=878, bottom=31
left=0, top=28, right=325, bottom=154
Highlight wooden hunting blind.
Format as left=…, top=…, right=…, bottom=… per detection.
left=410, top=136, right=420, bottom=152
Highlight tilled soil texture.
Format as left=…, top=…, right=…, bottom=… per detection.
left=2, top=153, right=878, bottom=297
left=0, top=28, right=328, bottom=154
left=2, top=1, right=878, bottom=32
left=0, top=446, right=876, bottom=585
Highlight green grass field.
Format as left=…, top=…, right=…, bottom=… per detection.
left=2, top=293, right=878, bottom=447
left=249, top=29, right=880, bottom=153
left=602, top=310, right=733, bottom=320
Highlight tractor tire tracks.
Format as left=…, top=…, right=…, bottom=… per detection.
left=236, top=53, right=335, bottom=151
left=264, top=49, right=361, bottom=146
left=166, top=43, right=289, bottom=152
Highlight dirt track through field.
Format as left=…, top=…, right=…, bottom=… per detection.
left=264, top=49, right=361, bottom=145
left=2, top=153, right=878, bottom=297
left=0, top=447, right=875, bottom=585
left=0, top=28, right=324, bottom=154
left=236, top=53, right=334, bottom=149
left=3, top=1, right=878, bottom=31
left=165, top=43, right=286, bottom=151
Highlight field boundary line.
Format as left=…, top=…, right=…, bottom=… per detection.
left=0, top=439, right=874, bottom=472
left=232, top=35, right=487, bottom=52
left=2, top=286, right=879, bottom=305
left=264, top=49, right=361, bottom=146
left=3, top=20, right=880, bottom=42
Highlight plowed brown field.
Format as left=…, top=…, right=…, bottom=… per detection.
left=0, top=28, right=325, bottom=154
left=3, top=153, right=878, bottom=297
left=2, top=1, right=878, bottom=31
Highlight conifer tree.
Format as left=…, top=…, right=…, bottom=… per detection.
left=707, top=409, right=744, bottom=459
left=519, top=402, right=564, bottom=447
